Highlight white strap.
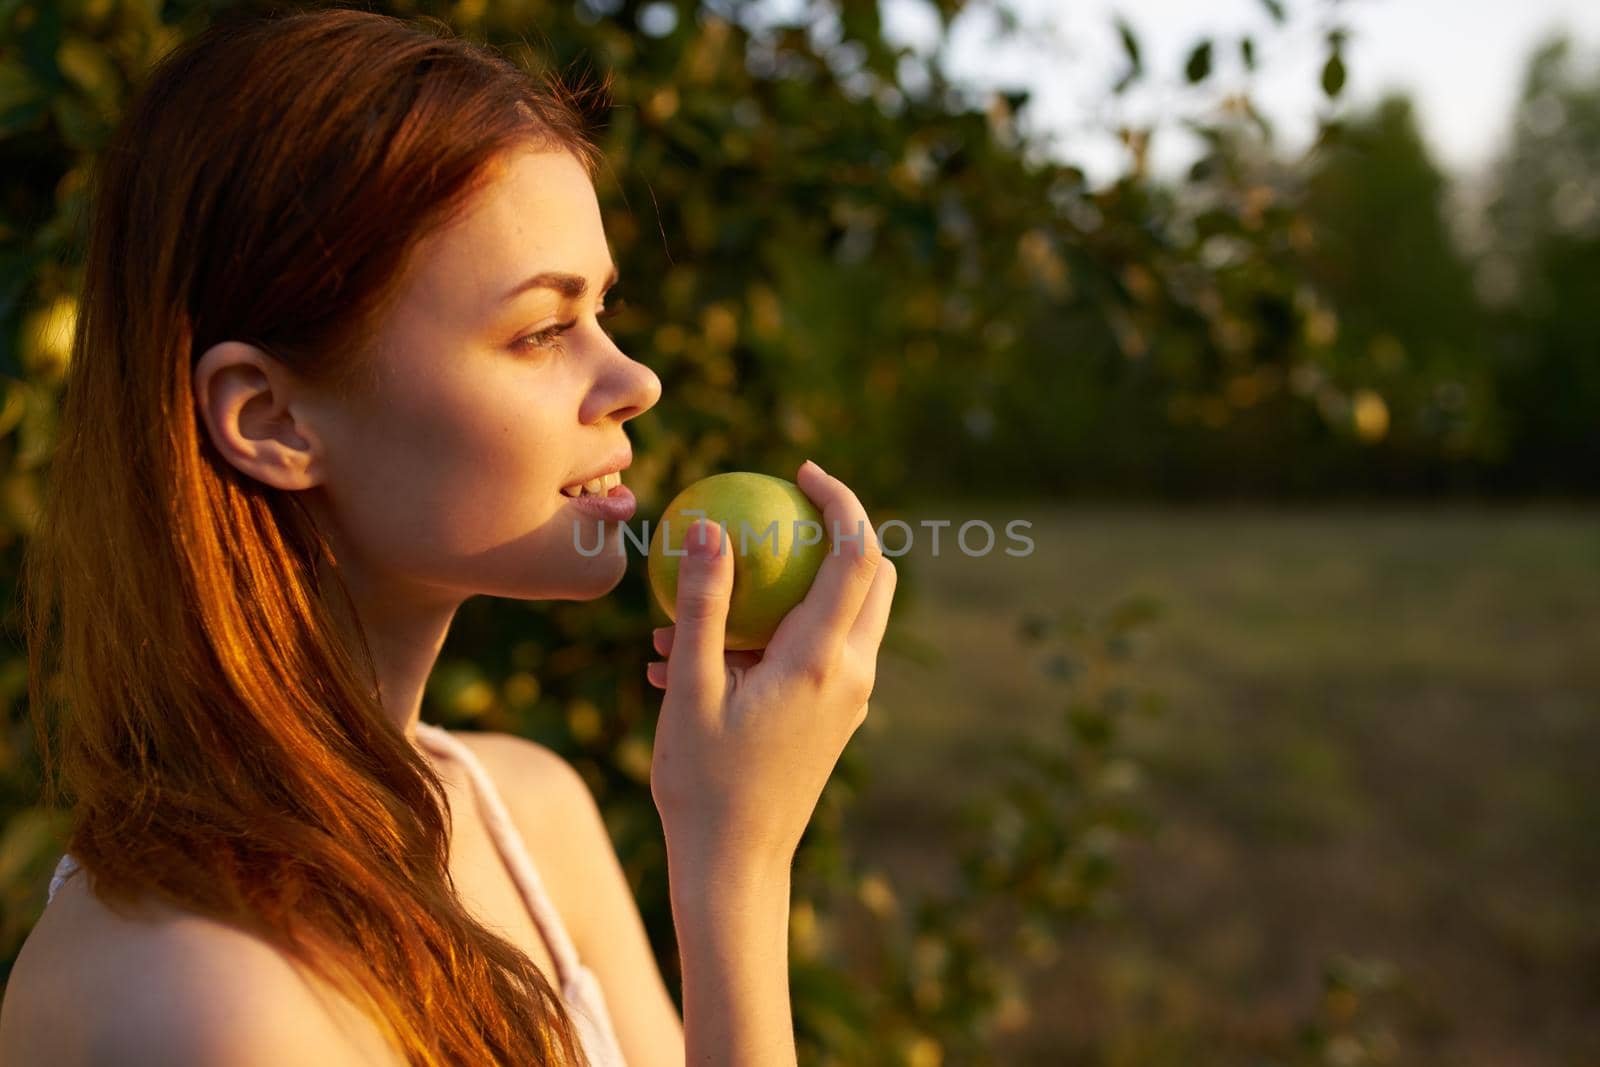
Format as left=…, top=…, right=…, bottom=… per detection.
left=413, top=723, right=585, bottom=985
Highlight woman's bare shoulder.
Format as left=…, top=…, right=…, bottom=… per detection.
left=446, top=725, right=579, bottom=787
left=445, top=726, right=597, bottom=837
left=443, top=728, right=604, bottom=935
left=0, top=871, right=403, bottom=1066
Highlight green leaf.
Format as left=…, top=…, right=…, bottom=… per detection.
left=1067, top=703, right=1114, bottom=748
left=1116, top=18, right=1142, bottom=69
left=1106, top=595, right=1163, bottom=633
left=56, top=34, right=123, bottom=115
left=1113, top=18, right=1142, bottom=94
left=1322, top=49, right=1347, bottom=98
left=0, top=61, right=49, bottom=138
left=51, top=92, right=105, bottom=151
left=0, top=328, right=19, bottom=383
left=839, top=0, right=882, bottom=45
left=1185, top=40, right=1213, bottom=83
left=1241, top=36, right=1257, bottom=72
left=17, top=0, right=65, bottom=89
left=1259, top=0, right=1287, bottom=23
left=0, top=246, right=29, bottom=320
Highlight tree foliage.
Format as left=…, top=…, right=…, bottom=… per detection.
left=1482, top=36, right=1600, bottom=492
left=2, top=0, right=1590, bottom=1060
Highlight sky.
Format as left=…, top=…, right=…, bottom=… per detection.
left=863, top=0, right=1600, bottom=185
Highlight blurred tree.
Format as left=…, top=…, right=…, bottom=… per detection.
left=5, top=0, right=1548, bottom=1060
left=1300, top=94, right=1507, bottom=489
left=1485, top=35, right=1600, bottom=493
left=0, top=7, right=1189, bottom=1059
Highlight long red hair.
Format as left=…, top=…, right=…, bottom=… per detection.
left=20, top=6, right=612, bottom=1063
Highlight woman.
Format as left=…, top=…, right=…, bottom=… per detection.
left=0, top=7, right=894, bottom=1066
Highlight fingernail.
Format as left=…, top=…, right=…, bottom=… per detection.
left=687, top=519, right=722, bottom=558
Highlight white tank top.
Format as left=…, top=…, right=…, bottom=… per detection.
left=48, top=721, right=630, bottom=1066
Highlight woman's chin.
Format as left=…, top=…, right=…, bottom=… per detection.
left=484, top=520, right=633, bottom=600
left=540, top=545, right=630, bottom=601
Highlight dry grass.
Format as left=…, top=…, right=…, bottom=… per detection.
left=847, top=504, right=1600, bottom=1066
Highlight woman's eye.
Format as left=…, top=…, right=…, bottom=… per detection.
left=516, top=320, right=575, bottom=352
left=514, top=297, right=625, bottom=354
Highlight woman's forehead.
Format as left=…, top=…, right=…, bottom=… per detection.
left=400, top=149, right=609, bottom=320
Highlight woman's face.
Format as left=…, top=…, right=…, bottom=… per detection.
left=282, top=146, right=662, bottom=607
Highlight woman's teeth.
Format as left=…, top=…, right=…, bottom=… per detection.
left=560, top=471, right=622, bottom=498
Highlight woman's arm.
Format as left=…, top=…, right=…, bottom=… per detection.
left=646, top=464, right=897, bottom=1066
left=667, top=845, right=796, bottom=1067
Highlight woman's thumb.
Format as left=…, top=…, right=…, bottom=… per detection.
left=670, top=518, right=733, bottom=696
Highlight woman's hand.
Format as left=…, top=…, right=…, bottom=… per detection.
left=644, top=459, right=897, bottom=873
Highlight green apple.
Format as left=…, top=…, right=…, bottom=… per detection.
left=647, top=472, right=830, bottom=651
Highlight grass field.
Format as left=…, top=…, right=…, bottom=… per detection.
left=845, top=505, right=1600, bottom=1066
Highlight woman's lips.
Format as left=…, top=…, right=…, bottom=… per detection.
left=562, top=482, right=637, bottom=522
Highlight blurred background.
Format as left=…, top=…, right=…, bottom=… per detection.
left=2, top=1, right=1596, bottom=1064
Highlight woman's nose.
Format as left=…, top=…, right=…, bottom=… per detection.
left=587, top=341, right=662, bottom=425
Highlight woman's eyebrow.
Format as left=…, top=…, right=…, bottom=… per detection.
left=500, top=263, right=620, bottom=304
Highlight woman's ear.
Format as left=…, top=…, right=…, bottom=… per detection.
left=192, top=340, right=326, bottom=490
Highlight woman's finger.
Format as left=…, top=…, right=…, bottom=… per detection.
left=768, top=461, right=882, bottom=666
left=844, top=556, right=897, bottom=662
left=668, top=519, right=736, bottom=705
left=655, top=625, right=763, bottom=670
left=646, top=649, right=761, bottom=689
